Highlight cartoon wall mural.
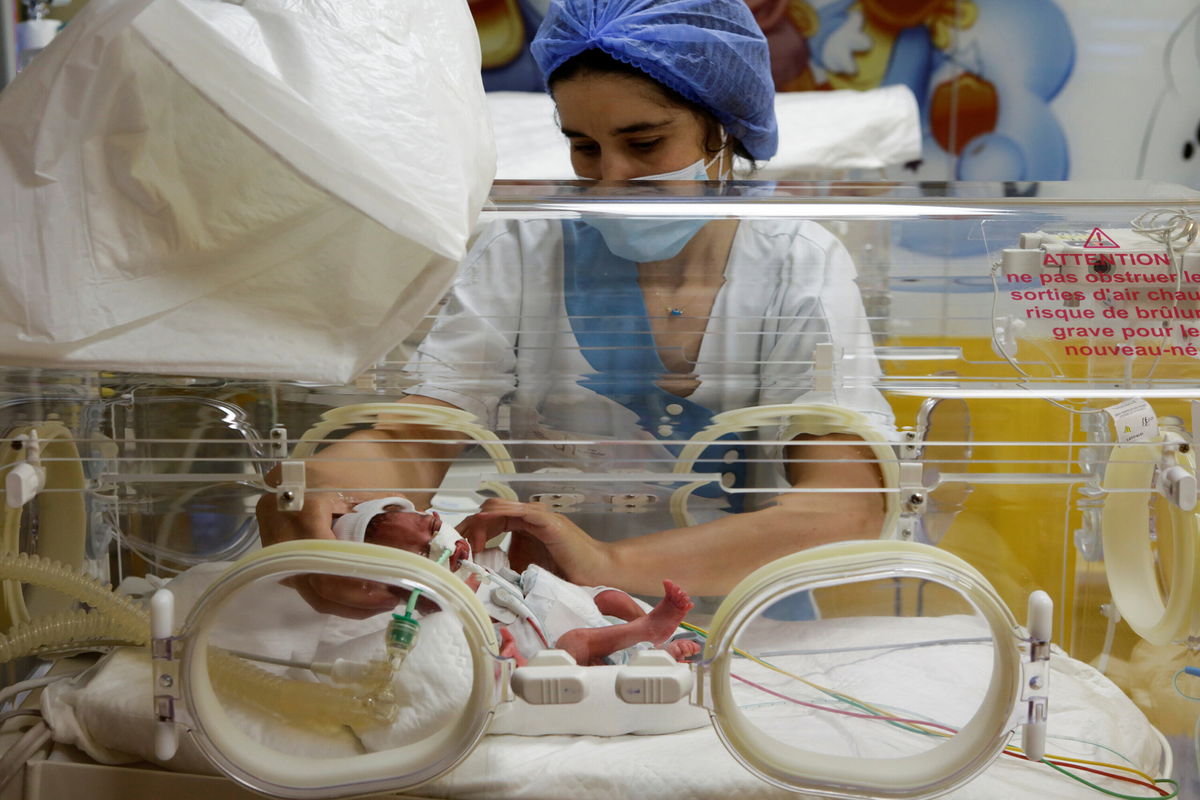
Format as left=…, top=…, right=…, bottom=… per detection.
left=471, top=0, right=550, bottom=92
left=791, top=0, right=1075, bottom=182
left=471, top=1, right=1198, bottom=193
left=1136, top=5, right=1200, bottom=188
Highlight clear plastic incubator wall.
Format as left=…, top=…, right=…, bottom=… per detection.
left=0, top=180, right=1196, bottom=800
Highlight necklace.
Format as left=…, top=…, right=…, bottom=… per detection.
left=666, top=306, right=684, bottom=317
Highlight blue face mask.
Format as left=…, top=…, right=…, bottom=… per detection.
left=581, top=156, right=719, bottom=262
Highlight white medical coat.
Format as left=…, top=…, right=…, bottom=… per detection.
left=407, top=218, right=893, bottom=547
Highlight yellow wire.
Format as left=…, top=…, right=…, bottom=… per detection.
left=682, top=621, right=1161, bottom=786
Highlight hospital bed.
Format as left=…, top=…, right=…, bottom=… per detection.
left=0, top=179, right=1195, bottom=800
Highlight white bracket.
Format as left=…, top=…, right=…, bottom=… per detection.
left=275, top=460, right=306, bottom=511
left=1156, top=460, right=1197, bottom=511
left=812, top=342, right=841, bottom=395
left=991, top=315, right=1025, bottom=360
left=5, top=431, right=45, bottom=508
left=269, top=425, right=289, bottom=460
left=895, top=461, right=926, bottom=542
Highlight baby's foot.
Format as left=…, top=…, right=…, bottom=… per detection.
left=663, top=639, right=701, bottom=662
left=642, top=580, right=694, bottom=644
left=498, top=626, right=527, bottom=667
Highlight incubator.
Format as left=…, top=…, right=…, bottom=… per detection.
left=0, top=179, right=1196, bottom=800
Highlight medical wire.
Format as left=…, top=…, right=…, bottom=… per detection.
left=732, top=673, right=1171, bottom=797
left=0, top=720, right=50, bottom=794
left=0, top=670, right=85, bottom=711
left=0, top=709, right=41, bottom=728
left=988, top=262, right=1106, bottom=418
left=1172, top=667, right=1200, bottom=701
left=1129, top=209, right=1196, bottom=381
left=682, top=621, right=1171, bottom=795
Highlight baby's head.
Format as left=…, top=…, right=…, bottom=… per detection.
left=333, top=497, right=471, bottom=571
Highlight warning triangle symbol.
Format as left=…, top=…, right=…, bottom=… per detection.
left=1083, top=227, right=1120, bottom=248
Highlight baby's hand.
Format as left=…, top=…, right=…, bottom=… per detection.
left=457, top=498, right=607, bottom=584
left=256, top=472, right=405, bottom=619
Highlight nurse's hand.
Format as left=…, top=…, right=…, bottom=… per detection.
left=255, top=476, right=405, bottom=620
left=458, top=498, right=610, bottom=585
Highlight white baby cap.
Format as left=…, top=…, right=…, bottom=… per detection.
left=332, top=497, right=419, bottom=543
left=331, top=497, right=468, bottom=565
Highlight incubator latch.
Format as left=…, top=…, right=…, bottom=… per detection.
left=275, top=460, right=306, bottom=511
left=1019, top=590, right=1053, bottom=763
left=1155, top=433, right=1196, bottom=510
left=150, top=589, right=182, bottom=761
left=4, top=431, right=45, bottom=507
left=895, top=461, right=926, bottom=541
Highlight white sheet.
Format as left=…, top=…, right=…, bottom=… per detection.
left=488, top=85, right=921, bottom=180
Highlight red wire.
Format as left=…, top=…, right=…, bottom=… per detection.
left=732, top=673, right=1167, bottom=797
left=524, top=616, right=550, bottom=649
left=1004, top=751, right=1169, bottom=797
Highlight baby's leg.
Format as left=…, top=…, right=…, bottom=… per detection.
left=554, top=580, right=693, bottom=666
left=592, top=588, right=646, bottom=622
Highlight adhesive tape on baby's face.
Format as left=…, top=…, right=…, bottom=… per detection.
left=429, top=524, right=468, bottom=565
left=331, top=497, right=418, bottom=543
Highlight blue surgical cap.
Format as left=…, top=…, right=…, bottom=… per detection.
left=530, top=0, right=778, bottom=161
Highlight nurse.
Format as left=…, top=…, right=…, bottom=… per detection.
left=258, top=0, right=893, bottom=618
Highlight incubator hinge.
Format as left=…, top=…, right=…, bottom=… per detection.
left=812, top=343, right=841, bottom=395
left=275, top=460, right=306, bottom=511
left=895, top=460, right=926, bottom=542
left=269, top=424, right=289, bottom=460
left=4, top=431, right=44, bottom=507
left=689, top=661, right=714, bottom=710
left=150, top=589, right=183, bottom=761
left=1018, top=590, right=1053, bottom=763
left=1155, top=434, right=1196, bottom=511
left=151, top=635, right=182, bottom=720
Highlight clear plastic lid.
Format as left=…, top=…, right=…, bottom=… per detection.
left=175, top=541, right=502, bottom=799
left=700, top=541, right=1025, bottom=799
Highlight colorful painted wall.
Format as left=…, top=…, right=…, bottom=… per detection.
left=474, top=0, right=1200, bottom=188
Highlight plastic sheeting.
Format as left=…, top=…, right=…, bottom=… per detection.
left=0, top=0, right=494, bottom=383
left=488, top=84, right=921, bottom=180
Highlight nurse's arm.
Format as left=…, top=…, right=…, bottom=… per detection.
left=255, top=395, right=467, bottom=617
left=594, top=433, right=886, bottom=596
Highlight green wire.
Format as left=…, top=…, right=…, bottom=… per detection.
left=1040, top=761, right=1177, bottom=799
left=680, top=622, right=937, bottom=737
left=681, top=622, right=1178, bottom=797
left=401, top=547, right=453, bottom=618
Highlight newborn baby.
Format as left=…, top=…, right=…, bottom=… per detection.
left=333, top=498, right=701, bottom=665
